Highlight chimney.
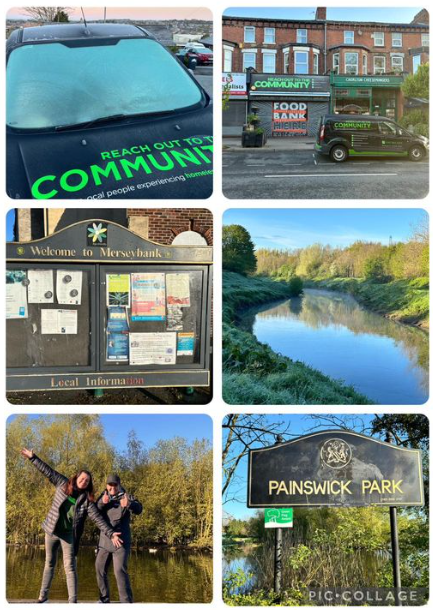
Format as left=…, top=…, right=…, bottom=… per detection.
left=315, top=7, right=327, bottom=21
left=411, top=9, right=429, bottom=25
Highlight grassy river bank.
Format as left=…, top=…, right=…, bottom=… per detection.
left=305, top=277, right=429, bottom=330
left=223, top=272, right=373, bottom=405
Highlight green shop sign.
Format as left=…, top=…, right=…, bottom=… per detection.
left=264, top=508, right=293, bottom=528
left=330, top=74, right=404, bottom=88
left=251, top=74, right=330, bottom=94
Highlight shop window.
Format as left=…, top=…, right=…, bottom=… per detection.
left=297, top=29, right=308, bottom=44
left=392, top=32, right=402, bottom=47
left=373, top=31, right=385, bottom=46
left=244, top=26, right=255, bottom=43
left=263, top=52, right=276, bottom=73
left=345, top=52, right=358, bottom=75
left=223, top=48, right=233, bottom=72
left=421, top=33, right=429, bottom=47
left=313, top=52, right=319, bottom=74
left=264, top=27, right=275, bottom=44
left=362, top=54, right=368, bottom=74
left=333, top=53, right=340, bottom=74
left=243, top=52, right=256, bottom=71
left=391, top=55, right=404, bottom=73
left=374, top=56, right=386, bottom=74
left=294, top=50, right=308, bottom=74
left=413, top=55, right=421, bottom=73
left=283, top=52, right=290, bottom=74
left=344, top=31, right=354, bottom=44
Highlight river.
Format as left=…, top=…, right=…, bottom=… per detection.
left=6, top=546, right=212, bottom=603
left=240, top=289, right=428, bottom=404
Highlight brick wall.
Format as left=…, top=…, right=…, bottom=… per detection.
left=223, top=16, right=428, bottom=76
left=127, top=208, right=213, bottom=245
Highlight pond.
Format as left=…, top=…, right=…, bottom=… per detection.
left=6, top=546, right=212, bottom=603
left=240, top=289, right=428, bottom=404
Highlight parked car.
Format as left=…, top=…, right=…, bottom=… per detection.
left=315, top=114, right=428, bottom=162
left=7, top=23, right=213, bottom=199
left=178, top=46, right=213, bottom=66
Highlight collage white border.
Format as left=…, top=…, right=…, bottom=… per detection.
left=1, top=0, right=432, bottom=608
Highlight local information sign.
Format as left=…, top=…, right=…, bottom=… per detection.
left=248, top=431, right=424, bottom=508
left=264, top=508, right=293, bottom=528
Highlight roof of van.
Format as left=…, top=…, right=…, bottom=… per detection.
left=7, top=23, right=151, bottom=52
left=323, top=114, right=388, bottom=121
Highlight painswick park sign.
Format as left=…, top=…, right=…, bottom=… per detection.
left=248, top=431, right=424, bottom=508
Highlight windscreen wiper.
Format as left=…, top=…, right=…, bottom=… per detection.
left=55, top=110, right=176, bottom=132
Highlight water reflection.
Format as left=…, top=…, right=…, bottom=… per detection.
left=6, top=546, right=212, bottom=603
left=240, top=289, right=428, bottom=404
left=223, top=543, right=388, bottom=594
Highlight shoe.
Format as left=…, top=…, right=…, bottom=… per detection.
left=37, top=599, right=48, bottom=603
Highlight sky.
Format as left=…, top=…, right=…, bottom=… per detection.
left=7, top=7, right=212, bottom=21
left=223, top=414, right=381, bottom=520
left=6, top=210, right=15, bottom=241
left=223, top=208, right=428, bottom=251
left=7, top=414, right=212, bottom=452
left=223, top=7, right=423, bottom=24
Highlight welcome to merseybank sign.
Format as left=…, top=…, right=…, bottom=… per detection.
left=7, top=220, right=213, bottom=264
left=6, top=220, right=212, bottom=392
left=248, top=431, right=424, bottom=508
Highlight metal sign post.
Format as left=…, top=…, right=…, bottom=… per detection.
left=274, top=526, right=283, bottom=595
left=386, top=432, right=402, bottom=607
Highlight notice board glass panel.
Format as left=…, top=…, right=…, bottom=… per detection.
left=6, top=265, right=94, bottom=369
left=101, top=266, right=205, bottom=369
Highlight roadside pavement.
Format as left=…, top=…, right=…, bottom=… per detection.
left=223, top=136, right=316, bottom=152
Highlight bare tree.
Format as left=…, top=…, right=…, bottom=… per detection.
left=22, top=7, right=71, bottom=23
left=222, top=414, right=293, bottom=503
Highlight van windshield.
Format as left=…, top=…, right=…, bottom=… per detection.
left=7, top=38, right=205, bottom=130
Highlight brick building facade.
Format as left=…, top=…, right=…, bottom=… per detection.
left=223, top=8, right=429, bottom=77
left=222, top=8, right=429, bottom=136
left=14, top=208, right=213, bottom=246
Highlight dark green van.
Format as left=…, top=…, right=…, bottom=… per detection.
left=315, top=114, right=428, bottom=163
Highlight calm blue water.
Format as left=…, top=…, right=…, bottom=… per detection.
left=248, top=289, right=428, bottom=405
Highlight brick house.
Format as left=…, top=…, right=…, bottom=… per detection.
left=222, top=8, right=429, bottom=136
left=14, top=208, right=213, bottom=246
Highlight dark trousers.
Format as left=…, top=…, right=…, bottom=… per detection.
left=95, top=546, right=133, bottom=603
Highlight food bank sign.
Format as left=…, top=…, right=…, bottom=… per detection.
left=248, top=430, right=424, bottom=508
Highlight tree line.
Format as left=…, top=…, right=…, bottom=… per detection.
left=6, top=415, right=213, bottom=547
left=256, top=221, right=428, bottom=283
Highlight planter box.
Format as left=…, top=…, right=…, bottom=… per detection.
left=242, top=131, right=266, bottom=148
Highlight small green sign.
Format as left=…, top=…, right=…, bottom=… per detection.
left=264, top=508, right=293, bottom=528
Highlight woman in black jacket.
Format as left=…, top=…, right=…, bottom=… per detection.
left=21, top=448, right=123, bottom=603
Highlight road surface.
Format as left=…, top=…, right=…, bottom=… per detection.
left=223, top=150, right=429, bottom=199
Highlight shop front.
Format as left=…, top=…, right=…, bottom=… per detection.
left=222, top=72, right=248, bottom=136
left=249, top=74, right=331, bottom=137
left=330, top=74, right=405, bottom=120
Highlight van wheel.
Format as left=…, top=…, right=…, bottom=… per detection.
left=331, top=145, right=348, bottom=163
left=409, top=145, right=425, bottom=162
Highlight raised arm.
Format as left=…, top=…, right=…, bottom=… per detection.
left=21, top=448, right=68, bottom=487
left=120, top=492, right=143, bottom=516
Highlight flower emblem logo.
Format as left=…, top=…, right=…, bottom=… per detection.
left=87, top=222, right=107, bottom=244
